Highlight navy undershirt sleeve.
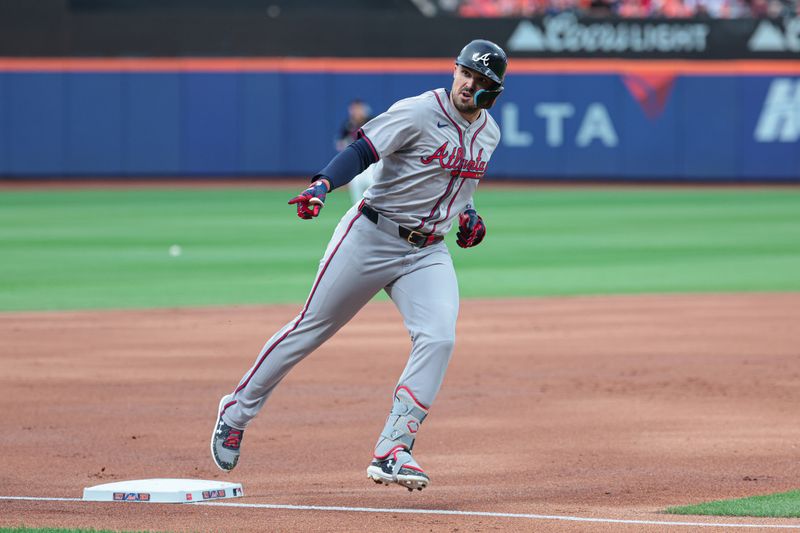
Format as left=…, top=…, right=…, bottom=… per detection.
left=314, top=138, right=378, bottom=191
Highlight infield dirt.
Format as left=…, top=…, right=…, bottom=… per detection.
left=1, top=293, right=799, bottom=532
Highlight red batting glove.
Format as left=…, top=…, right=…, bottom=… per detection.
left=456, top=209, right=486, bottom=248
left=288, top=180, right=329, bottom=219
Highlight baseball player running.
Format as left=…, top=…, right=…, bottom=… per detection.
left=211, top=39, right=507, bottom=492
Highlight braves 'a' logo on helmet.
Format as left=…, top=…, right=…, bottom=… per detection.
left=457, top=39, right=508, bottom=109
left=471, top=52, right=491, bottom=66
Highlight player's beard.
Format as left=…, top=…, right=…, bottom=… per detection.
left=451, top=87, right=478, bottom=115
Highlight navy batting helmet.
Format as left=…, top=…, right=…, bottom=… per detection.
left=455, top=39, right=508, bottom=109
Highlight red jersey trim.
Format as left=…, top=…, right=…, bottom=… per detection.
left=415, top=90, right=465, bottom=232
left=432, top=90, right=463, bottom=145
left=431, top=178, right=467, bottom=235
left=357, top=129, right=380, bottom=161
left=458, top=171, right=485, bottom=179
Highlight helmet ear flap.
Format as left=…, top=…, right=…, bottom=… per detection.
left=474, top=86, right=503, bottom=109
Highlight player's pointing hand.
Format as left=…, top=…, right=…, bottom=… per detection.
left=288, top=179, right=330, bottom=219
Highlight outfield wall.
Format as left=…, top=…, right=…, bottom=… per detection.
left=0, top=58, right=798, bottom=181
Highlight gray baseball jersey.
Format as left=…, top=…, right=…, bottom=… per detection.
left=217, top=86, right=502, bottom=487
left=362, top=88, right=500, bottom=234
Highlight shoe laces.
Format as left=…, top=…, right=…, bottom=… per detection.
left=223, top=428, right=242, bottom=449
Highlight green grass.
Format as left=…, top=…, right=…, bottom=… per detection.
left=1, top=186, right=799, bottom=311
left=666, top=489, right=800, bottom=518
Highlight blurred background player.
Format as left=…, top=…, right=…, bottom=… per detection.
left=336, top=99, right=376, bottom=206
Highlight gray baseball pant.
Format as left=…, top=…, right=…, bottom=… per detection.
left=221, top=204, right=459, bottom=435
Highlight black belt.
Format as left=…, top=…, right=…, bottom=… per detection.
left=359, top=203, right=444, bottom=248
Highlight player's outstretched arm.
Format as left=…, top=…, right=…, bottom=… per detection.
left=319, top=138, right=378, bottom=192
left=288, top=136, right=379, bottom=219
left=288, top=179, right=330, bottom=219
left=456, top=208, right=486, bottom=248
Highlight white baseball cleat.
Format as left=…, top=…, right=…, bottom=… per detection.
left=367, top=449, right=429, bottom=492
left=210, top=396, right=245, bottom=472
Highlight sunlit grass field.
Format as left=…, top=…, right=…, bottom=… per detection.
left=1, top=185, right=798, bottom=311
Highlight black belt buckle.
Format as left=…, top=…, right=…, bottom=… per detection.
left=362, top=203, right=437, bottom=248
left=406, top=229, right=425, bottom=246
left=404, top=228, right=440, bottom=248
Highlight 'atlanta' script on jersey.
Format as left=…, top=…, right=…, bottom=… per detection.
left=419, top=142, right=487, bottom=179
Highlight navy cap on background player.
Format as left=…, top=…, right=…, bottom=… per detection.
left=455, top=39, right=507, bottom=110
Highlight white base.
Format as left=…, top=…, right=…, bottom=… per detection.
left=82, top=478, right=243, bottom=503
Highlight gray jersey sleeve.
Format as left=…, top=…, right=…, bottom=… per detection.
left=359, top=97, right=422, bottom=160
